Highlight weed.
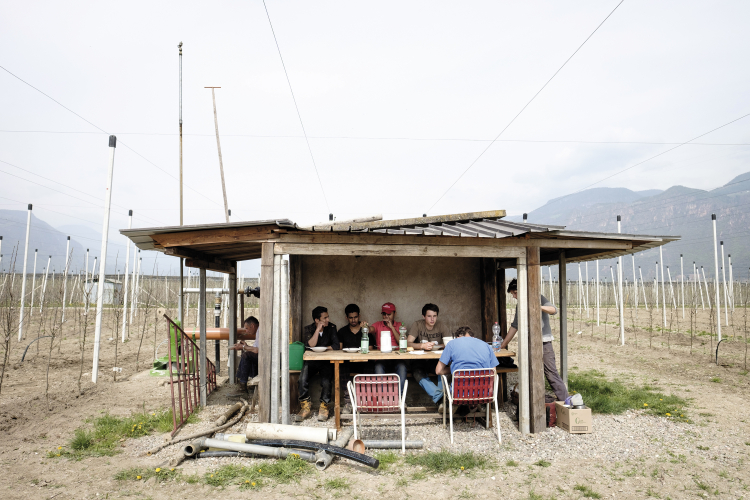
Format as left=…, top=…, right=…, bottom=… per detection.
left=373, top=451, right=399, bottom=471
left=528, top=492, right=544, bottom=500
left=506, top=459, right=519, bottom=467
left=324, top=478, right=350, bottom=490
left=533, top=459, right=551, bottom=467
left=70, top=428, right=93, bottom=451
left=458, top=489, right=476, bottom=499
left=646, top=486, right=660, bottom=497
left=568, top=370, right=689, bottom=421
left=694, top=479, right=711, bottom=492
left=411, top=470, right=426, bottom=481
left=697, top=446, right=709, bottom=451
left=574, top=484, right=602, bottom=498
left=395, top=477, right=409, bottom=487
left=710, top=377, right=721, bottom=383
left=114, top=467, right=180, bottom=483
left=203, top=457, right=311, bottom=489
left=718, top=470, right=728, bottom=479
left=404, top=451, right=488, bottom=473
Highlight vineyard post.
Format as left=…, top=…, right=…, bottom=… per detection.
left=711, top=214, right=722, bottom=341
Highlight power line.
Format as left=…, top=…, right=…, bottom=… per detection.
left=261, top=0, right=331, bottom=213
left=0, top=64, right=223, bottom=210
left=426, top=0, right=625, bottom=214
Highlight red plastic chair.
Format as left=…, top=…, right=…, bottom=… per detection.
left=347, top=374, right=407, bottom=453
left=441, top=368, right=501, bottom=444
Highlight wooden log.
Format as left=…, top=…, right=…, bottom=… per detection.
left=480, top=257, right=498, bottom=342
left=258, top=242, right=275, bottom=423
left=273, top=243, right=524, bottom=259
left=289, top=255, right=302, bottom=343
left=497, top=267, right=507, bottom=336
left=526, top=246, right=546, bottom=433
left=151, top=224, right=278, bottom=247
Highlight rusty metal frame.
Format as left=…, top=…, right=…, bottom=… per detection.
left=164, top=314, right=216, bottom=436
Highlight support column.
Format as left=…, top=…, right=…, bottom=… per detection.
left=559, top=251, right=568, bottom=387
left=228, top=268, right=237, bottom=384
left=480, top=257, right=498, bottom=342
left=289, top=255, right=302, bottom=343
left=199, top=268, right=207, bottom=407
left=516, top=254, right=529, bottom=435
left=526, top=246, right=545, bottom=433
left=258, top=242, right=275, bottom=423
left=497, top=267, right=507, bottom=336
left=270, top=254, right=282, bottom=424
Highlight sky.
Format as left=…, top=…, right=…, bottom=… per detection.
left=1, top=1, right=749, bottom=277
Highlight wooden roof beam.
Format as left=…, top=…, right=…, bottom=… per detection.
left=165, top=246, right=236, bottom=273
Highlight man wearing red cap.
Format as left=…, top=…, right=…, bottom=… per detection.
left=370, top=302, right=408, bottom=395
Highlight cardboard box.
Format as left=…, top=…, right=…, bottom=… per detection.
left=555, top=401, right=592, bottom=434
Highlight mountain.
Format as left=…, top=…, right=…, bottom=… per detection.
left=508, top=173, right=750, bottom=281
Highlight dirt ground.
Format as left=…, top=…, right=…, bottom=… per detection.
left=1, top=306, right=749, bottom=499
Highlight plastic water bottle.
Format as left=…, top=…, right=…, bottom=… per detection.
left=360, top=326, right=369, bottom=354
left=399, top=326, right=408, bottom=353
left=492, top=322, right=502, bottom=351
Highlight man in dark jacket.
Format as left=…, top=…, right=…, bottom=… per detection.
left=298, top=306, right=338, bottom=421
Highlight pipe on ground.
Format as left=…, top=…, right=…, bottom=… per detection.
left=186, top=438, right=316, bottom=462
left=330, top=427, right=354, bottom=448
left=245, top=423, right=335, bottom=444
left=315, top=450, right=334, bottom=471
left=364, top=440, right=423, bottom=449
left=247, top=439, right=379, bottom=469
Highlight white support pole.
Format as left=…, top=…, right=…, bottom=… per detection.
left=129, top=249, right=139, bottom=323
left=516, top=253, right=529, bottom=435
left=584, top=262, right=589, bottom=316
left=84, top=249, right=89, bottom=311
left=18, top=204, right=32, bottom=341
left=135, top=256, right=142, bottom=317
left=655, top=261, right=659, bottom=312
left=62, top=236, right=71, bottom=322
left=667, top=267, right=676, bottom=308
left=270, top=254, right=281, bottom=424
left=617, top=216, right=624, bottom=345
left=39, top=255, right=51, bottom=313
left=659, top=246, right=666, bottom=328
left=720, top=241, right=728, bottom=326
left=680, top=254, right=685, bottom=319
left=121, top=210, right=133, bottom=342
left=711, top=214, right=722, bottom=342
left=92, top=135, right=117, bottom=384
left=596, top=260, right=600, bottom=325
left=701, top=266, right=711, bottom=309
left=280, top=258, right=290, bottom=425
left=30, top=250, right=38, bottom=318
left=728, top=255, right=734, bottom=311
left=577, top=263, right=582, bottom=314
left=639, top=267, right=649, bottom=310
left=610, top=266, right=617, bottom=308
left=548, top=266, right=555, bottom=307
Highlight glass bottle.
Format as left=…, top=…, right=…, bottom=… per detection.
left=492, top=322, right=502, bottom=351
left=399, top=325, right=407, bottom=353
left=361, top=325, right=369, bottom=354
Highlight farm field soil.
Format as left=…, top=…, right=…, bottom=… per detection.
left=0, top=308, right=749, bottom=499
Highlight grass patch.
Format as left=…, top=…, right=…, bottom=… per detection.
left=574, top=484, right=602, bottom=498
left=710, top=377, right=721, bottom=383
left=506, top=459, right=519, bottom=467
left=404, top=450, right=488, bottom=473
left=203, top=457, right=311, bottom=489
left=697, top=445, right=709, bottom=451
left=50, top=408, right=193, bottom=460
left=568, top=370, right=689, bottom=421
left=533, top=459, right=551, bottom=467
left=373, top=451, right=400, bottom=471
left=324, top=477, right=350, bottom=490
left=411, top=470, right=427, bottom=481
left=114, top=466, right=181, bottom=483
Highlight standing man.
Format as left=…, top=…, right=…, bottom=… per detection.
left=228, top=316, right=260, bottom=397
left=337, top=304, right=375, bottom=409
left=298, top=306, right=338, bottom=421
left=501, top=278, right=569, bottom=402
left=370, top=302, right=408, bottom=395
left=408, top=303, right=450, bottom=404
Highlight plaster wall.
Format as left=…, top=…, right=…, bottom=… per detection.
left=300, top=255, right=481, bottom=335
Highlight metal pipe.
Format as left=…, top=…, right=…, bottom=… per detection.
left=280, top=259, right=290, bottom=425
left=659, top=246, right=666, bottom=329
left=617, top=216, right=624, bottom=345
left=199, top=268, right=207, bottom=407
left=721, top=241, right=728, bottom=326
left=120, top=212, right=132, bottom=340
left=18, top=204, right=32, bottom=341
left=363, top=440, right=423, bottom=449
left=188, top=438, right=315, bottom=462
left=245, top=422, right=334, bottom=444
left=29, top=250, right=37, bottom=318
left=331, top=427, right=354, bottom=448
left=270, top=255, right=281, bottom=423
left=214, top=291, right=221, bottom=373
left=712, top=214, right=721, bottom=341
left=247, top=439, right=379, bottom=469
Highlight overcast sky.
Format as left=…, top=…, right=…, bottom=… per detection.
left=2, top=1, right=749, bottom=276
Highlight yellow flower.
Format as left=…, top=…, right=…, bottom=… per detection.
left=659, top=399, right=663, bottom=401
left=155, top=468, right=161, bottom=472
left=56, top=454, right=61, bottom=457
left=57, top=446, right=62, bottom=450
left=211, top=474, right=214, bottom=478
left=643, top=403, right=648, bottom=407
left=245, top=480, right=250, bottom=483
left=666, top=413, right=671, bottom=416
left=252, top=482, right=256, bottom=487
left=460, top=466, right=465, bottom=470
left=136, top=476, right=142, bottom=480
left=170, top=468, right=174, bottom=471
left=680, top=414, right=684, bottom=417
left=151, top=412, right=156, bottom=415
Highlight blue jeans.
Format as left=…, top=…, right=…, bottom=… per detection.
left=236, top=351, right=258, bottom=384
left=373, top=361, right=408, bottom=395
left=418, top=377, right=444, bottom=404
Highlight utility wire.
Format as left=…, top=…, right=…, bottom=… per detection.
left=261, top=0, right=331, bottom=213
left=0, top=64, right=222, bottom=209
left=426, top=0, right=625, bottom=214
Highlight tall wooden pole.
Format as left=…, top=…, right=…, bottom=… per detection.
left=559, top=251, right=568, bottom=387
left=258, top=242, right=275, bottom=423
left=527, top=246, right=545, bottom=433
left=516, top=252, right=529, bottom=435
left=205, top=86, right=230, bottom=223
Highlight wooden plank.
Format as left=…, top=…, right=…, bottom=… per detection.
left=184, top=258, right=235, bottom=274
left=199, top=268, right=207, bottom=407
left=258, top=242, right=275, bottom=423
left=151, top=225, right=278, bottom=247
left=559, top=250, right=568, bottom=387
left=480, top=258, right=498, bottom=342
left=289, top=255, right=302, bottom=343
left=516, top=254, right=529, bottom=435
left=526, top=246, right=546, bottom=433
left=228, top=268, right=237, bottom=384
left=309, top=210, right=506, bottom=232
left=497, top=267, right=507, bottom=337
left=274, top=243, right=525, bottom=259
left=277, top=232, right=632, bottom=250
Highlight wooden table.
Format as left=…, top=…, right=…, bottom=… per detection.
left=303, top=349, right=516, bottom=430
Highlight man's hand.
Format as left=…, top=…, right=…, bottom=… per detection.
left=229, top=342, right=245, bottom=351
left=314, top=318, right=325, bottom=334
left=422, top=341, right=435, bottom=351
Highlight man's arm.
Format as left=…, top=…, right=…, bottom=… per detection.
left=542, top=305, right=556, bottom=315
left=435, top=361, right=450, bottom=375
left=500, top=326, right=517, bottom=350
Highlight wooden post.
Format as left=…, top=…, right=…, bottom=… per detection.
left=258, top=243, right=275, bottom=423
left=516, top=254, right=529, bottom=435
left=289, top=255, right=302, bottom=343
left=497, top=267, right=507, bottom=336
left=228, top=267, right=237, bottom=384
left=559, top=251, right=568, bottom=387
left=526, top=246, right=546, bottom=433
left=480, top=257, right=498, bottom=342
left=199, top=268, right=207, bottom=407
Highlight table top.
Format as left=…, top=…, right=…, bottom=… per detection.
left=303, top=348, right=515, bottom=362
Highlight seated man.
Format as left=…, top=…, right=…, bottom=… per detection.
left=298, top=306, right=338, bottom=421
left=337, top=304, right=375, bottom=409
left=435, top=326, right=499, bottom=413
left=370, top=302, right=408, bottom=395
left=228, top=316, right=260, bottom=396
left=501, top=278, right=568, bottom=401
left=408, top=303, right=450, bottom=404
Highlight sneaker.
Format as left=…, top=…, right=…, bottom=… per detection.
left=438, top=403, right=458, bottom=415
left=297, top=399, right=312, bottom=420
left=228, top=383, right=249, bottom=397
left=317, top=402, right=330, bottom=421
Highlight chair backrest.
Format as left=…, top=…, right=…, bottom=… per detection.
left=451, top=368, right=495, bottom=404
left=353, top=374, right=401, bottom=413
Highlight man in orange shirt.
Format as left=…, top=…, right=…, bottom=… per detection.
left=370, top=302, right=408, bottom=395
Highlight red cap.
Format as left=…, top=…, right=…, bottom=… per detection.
left=381, top=302, right=396, bottom=313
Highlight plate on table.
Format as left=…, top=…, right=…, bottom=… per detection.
left=342, top=348, right=361, bottom=353
left=309, top=346, right=327, bottom=353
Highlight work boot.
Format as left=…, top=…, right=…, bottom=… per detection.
left=317, top=402, right=330, bottom=421
left=297, top=400, right=312, bottom=420
left=229, top=383, right=248, bottom=397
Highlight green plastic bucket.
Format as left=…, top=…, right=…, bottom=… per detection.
left=289, top=341, right=305, bottom=371
left=168, top=319, right=182, bottom=361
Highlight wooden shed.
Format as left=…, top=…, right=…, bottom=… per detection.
left=122, top=210, right=677, bottom=434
